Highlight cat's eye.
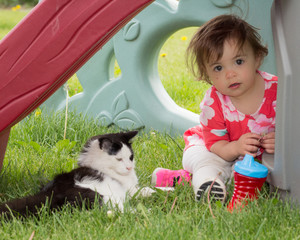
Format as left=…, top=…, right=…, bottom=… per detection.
left=116, top=158, right=122, bottom=161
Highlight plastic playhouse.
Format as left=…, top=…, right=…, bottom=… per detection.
left=0, top=0, right=299, bottom=204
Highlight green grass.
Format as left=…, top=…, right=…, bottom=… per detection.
left=1, top=111, right=300, bottom=239
left=0, top=0, right=37, bottom=8
left=0, top=8, right=31, bottom=39
left=1, top=8, right=300, bottom=240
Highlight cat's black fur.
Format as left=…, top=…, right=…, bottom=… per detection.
left=0, top=131, right=139, bottom=218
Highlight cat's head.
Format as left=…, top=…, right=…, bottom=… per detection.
left=78, top=131, right=138, bottom=176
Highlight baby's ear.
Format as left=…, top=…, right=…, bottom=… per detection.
left=255, top=54, right=263, bottom=69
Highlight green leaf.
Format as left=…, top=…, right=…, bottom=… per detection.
left=29, top=141, right=41, bottom=153
left=96, top=111, right=113, bottom=126
left=55, top=139, right=70, bottom=153
left=55, top=139, right=70, bottom=151
left=54, top=139, right=77, bottom=154
left=158, top=143, right=168, bottom=150
left=68, top=141, right=77, bottom=150
left=112, top=91, right=129, bottom=117
left=215, top=200, right=223, bottom=209
left=272, top=198, right=279, bottom=205
left=15, top=140, right=28, bottom=148
left=123, top=19, right=141, bottom=41
left=113, top=109, right=144, bottom=130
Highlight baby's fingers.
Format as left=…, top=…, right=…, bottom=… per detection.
left=261, top=144, right=275, bottom=154
left=244, top=145, right=259, bottom=155
left=246, top=137, right=261, bottom=147
left=262, top=138, right=275, bottom=144
left=262, top=132, right=275, bottom=140
left=261, top=141, right=275, bottom=154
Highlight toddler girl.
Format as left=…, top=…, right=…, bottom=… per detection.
left=152, top=15, right=277, bottom=202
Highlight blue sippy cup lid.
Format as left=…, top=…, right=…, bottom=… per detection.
left=234, top=154, right=268, bottom=178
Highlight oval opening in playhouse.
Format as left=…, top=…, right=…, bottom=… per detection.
left=157, top=27, right=209, bottom=115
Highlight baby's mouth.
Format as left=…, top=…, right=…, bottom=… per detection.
left=229, top=83, right=241, bottom=89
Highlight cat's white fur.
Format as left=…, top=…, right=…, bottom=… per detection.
left=76, top=138, right=154, bottom=211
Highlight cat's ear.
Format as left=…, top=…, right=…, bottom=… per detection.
left=122, top=131, right=138, bottom=142
left=99, top=138, right=122, bottom=155
left=99, top=138, right=112, bottom=151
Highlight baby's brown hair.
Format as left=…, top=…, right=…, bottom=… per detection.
left=186, top=15, right=268, bottom=84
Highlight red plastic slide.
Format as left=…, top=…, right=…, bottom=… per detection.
left=0, top=0, right=153, bottom=169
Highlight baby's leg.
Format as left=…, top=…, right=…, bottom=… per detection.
left=182, top=146, right=234, bottom=202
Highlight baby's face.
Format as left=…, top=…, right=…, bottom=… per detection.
left=205, top=39, right=262, bottom=99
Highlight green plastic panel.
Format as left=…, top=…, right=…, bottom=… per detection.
left=262, top=0, right=300, bottom=204
left=43, top=0, right=275, bottom=136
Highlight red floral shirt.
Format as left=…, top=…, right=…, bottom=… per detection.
left=183, top=71, right=277, bottom=159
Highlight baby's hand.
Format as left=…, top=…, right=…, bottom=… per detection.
left=236, top=133, right=261, bottom=157
left=260, top=132, right=275, bottom=154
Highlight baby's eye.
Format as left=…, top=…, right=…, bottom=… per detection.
left=214, top=65, right=222, bottom=72
left=236, top=59, right=244, bottom=65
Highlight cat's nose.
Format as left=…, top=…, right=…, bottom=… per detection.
left=126, top=167, right=132, bottom=171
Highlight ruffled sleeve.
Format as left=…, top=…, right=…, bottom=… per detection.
left=200, top=87, right=230, bottom=150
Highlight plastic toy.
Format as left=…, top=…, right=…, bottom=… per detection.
left=261, top=0, right=300, bottom=205
left=42, top=0, right=276, bottom=134
left=0, top=0, right=154, bottom=170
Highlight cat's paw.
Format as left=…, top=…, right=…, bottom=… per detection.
left=138, top=187, right=156, bottom=197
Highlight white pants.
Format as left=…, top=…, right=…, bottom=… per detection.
left=182, top=146, right=234, bottom=194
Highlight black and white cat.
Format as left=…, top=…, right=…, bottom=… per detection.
left=0, top=131, right=154, bottom=217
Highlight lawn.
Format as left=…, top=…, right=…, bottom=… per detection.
left=0, top=7, right=299, bottom=240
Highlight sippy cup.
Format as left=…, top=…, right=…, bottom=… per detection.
left=228, top=154, right=268, bottom=212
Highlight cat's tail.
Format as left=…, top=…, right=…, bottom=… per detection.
left=0, top=187, right=102, bottom=218
left=0, top=192, right=51, bottom=218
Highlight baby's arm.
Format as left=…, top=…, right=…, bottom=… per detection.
left=210, top=132, right=261, bottom=161
left=260, top=132, right=275, bottom=154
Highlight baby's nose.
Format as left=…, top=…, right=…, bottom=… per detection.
left=226, top=70, right=236, bottom=79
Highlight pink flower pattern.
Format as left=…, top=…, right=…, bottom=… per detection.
left=199, top=88, right=215, bottom=126
left=216, top=92, right=245, bottom=122
left=248, top=114, right=275, bottom=134
left=187, top=134, right=205, bottom=146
